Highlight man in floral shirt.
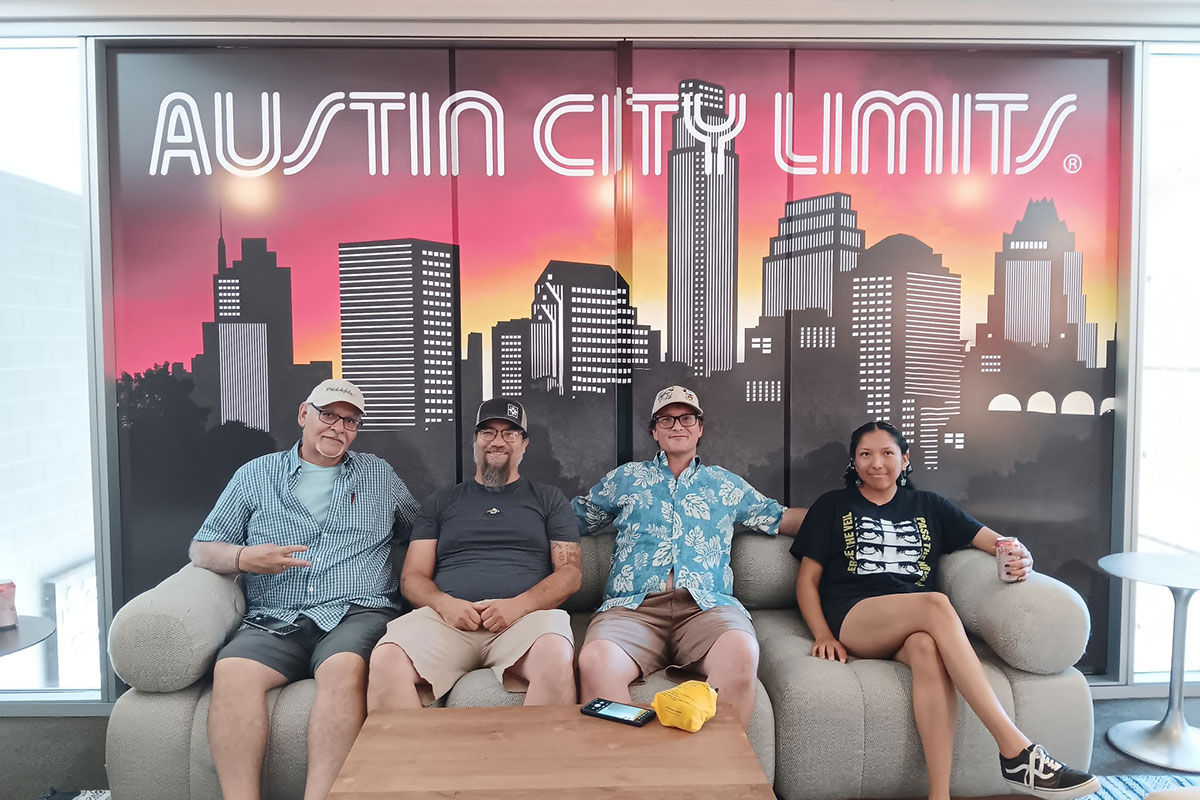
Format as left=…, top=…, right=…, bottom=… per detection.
left=573, top=385, right=805, bottom=727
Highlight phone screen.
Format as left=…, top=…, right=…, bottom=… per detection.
left=597, top=702, right=648, bottom=722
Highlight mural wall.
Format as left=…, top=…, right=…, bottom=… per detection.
left=108, top=45, right=1121, bottom=671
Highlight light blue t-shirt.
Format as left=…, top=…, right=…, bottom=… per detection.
left=294, top=458, right=344, bottom=529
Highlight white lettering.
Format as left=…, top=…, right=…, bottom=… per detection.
left=148, top=92, right=211, bottom=176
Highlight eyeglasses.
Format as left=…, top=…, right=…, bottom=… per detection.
left=653, top=413, right=700, bottom=429
left=476, top=428, right=524, bottom=442
left=310, top=403, right=361, bottom=431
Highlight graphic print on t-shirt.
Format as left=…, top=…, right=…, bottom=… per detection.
left=846, top=514, right=932, bottom=585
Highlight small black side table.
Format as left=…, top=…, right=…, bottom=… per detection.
left=0, top=615, right=56, bottom=658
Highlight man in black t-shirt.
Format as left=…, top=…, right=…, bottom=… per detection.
left=367, top=398, right=583, bottom=708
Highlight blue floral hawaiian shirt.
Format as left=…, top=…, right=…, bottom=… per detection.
left=573, top=452, right=785, bottom=617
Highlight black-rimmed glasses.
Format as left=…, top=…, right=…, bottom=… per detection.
left=476, top=428, right=524, bottom=442
left=653, top=413, right=700, bottom=429
left=310, top=403, right=361, bottom=431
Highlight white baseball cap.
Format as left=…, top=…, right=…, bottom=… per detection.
left=651, top=385, right=703, bottom=417
left=306, top=379, right=366, bottom=414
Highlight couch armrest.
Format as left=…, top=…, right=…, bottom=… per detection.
left=108, top=563, right=245, bottom=692
left=939, top=549, right=1090, bottom=674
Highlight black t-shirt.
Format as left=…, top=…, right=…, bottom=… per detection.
left=412, top=478, right=579, bottom=602
left=790, top=487, right=983, bottom=633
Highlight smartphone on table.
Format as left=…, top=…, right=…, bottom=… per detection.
left=243, top=613, right=302, bottom=636
left=581, top=697, right=656, bottom=726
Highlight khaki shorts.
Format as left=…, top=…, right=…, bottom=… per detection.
left=374, top=606, right=573, bottom=705
left=583, top=589, right=756, bottom=683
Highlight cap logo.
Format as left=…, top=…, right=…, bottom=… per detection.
left=327, top=386, right=354, bottom=396
left=507, top=403, right=519, bottom=418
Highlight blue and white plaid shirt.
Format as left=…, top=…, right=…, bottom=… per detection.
left=193, top=443, right=419, bottom=631
left=573, top=452, right=784, bottom=617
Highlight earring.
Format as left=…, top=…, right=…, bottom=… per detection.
left=899, top=473, right=907, bottom=487
left=856, top=475, right=863, bottom=487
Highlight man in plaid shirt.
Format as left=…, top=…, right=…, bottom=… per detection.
left=189, top=379, right=418, bottom=800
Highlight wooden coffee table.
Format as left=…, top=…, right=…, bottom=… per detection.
left=329, top=704, right=774, bottom=799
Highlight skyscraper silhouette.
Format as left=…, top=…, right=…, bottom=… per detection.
left=530, top=261, right=652, bottom=396
left=192, top=235, right=295, bottom=433
left=963, top=200, right=1110, bottom=416
left=492, top=318, right=532, bottom=398
left=849, top=235, right=966, bottom=469
left=762, top=192, right=865, bottom=317
left=338, top=238, right=459, bottom=429
left=976, top=198, right=1098, bottom=367
left=667, top=79, right=739, bottom=377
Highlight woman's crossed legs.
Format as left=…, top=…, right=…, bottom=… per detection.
left=838, top=592, right=1097, bottom=800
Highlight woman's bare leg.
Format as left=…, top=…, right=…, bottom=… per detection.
left=894, top=632, right=958, bottom=800
left=838, top=592, right=1029, bottom=758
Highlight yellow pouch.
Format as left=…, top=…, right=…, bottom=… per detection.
left=651, top=680, right=718, bottom=732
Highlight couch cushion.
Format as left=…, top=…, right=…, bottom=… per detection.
left=940, top=548, right=1090, bottom=674
left=731, top=534, right=798, bottom=610
left=562, top=531, right=614, bottom=612
left=108, top=564, right=244, bottom=692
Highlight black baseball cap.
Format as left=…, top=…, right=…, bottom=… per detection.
left=476, top=398, right=528, bottom=433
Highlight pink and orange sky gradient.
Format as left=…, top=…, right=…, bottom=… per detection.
left=109, top=46, right=1122, bottom=380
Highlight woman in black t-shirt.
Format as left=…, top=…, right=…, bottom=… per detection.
left=791, top=421, right=1097, bottom=800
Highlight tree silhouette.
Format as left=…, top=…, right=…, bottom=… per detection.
left=116, top=363, right=209, bottom=433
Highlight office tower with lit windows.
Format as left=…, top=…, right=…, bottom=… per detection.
left=974, top=198, right=1098, bottom=368
left=667, top=79, right=739, bottom=377
left=338, top=238, right=459, bottom=429
left=492, top=318, right=532, bottom=398
left=191, top=236, right=294, bottom=433
left=762, top=192, right=865, bottom=317
left=849, top=235, right=965, bottom=469
left=528, top=260, right=652, bottom=396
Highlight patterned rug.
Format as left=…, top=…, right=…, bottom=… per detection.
left=1095, top=775, right=1200, bottom=800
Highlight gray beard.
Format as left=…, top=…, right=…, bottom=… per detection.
left=479, top=462, right=509, bottom=488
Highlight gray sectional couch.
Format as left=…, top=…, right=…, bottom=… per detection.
left=107, top=531, right=1094, bottom=799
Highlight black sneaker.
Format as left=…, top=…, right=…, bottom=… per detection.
left=1000, top=743, right=1100, bottom=800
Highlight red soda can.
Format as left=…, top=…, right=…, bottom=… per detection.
left=0, top=579, right=16, bottom=629
left=995, top=538, right=1021, bottom=583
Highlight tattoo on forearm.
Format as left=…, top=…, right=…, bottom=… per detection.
left=551, top=542, right=582, bottom=571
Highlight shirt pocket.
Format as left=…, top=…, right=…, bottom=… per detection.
left=340, top=489, right=392, bottom=546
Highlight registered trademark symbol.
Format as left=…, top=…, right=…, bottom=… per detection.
left=1063, top=154, right=1082, bottom=173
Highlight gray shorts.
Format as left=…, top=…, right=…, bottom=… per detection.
left=216, top=605, right=396, bottom=682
